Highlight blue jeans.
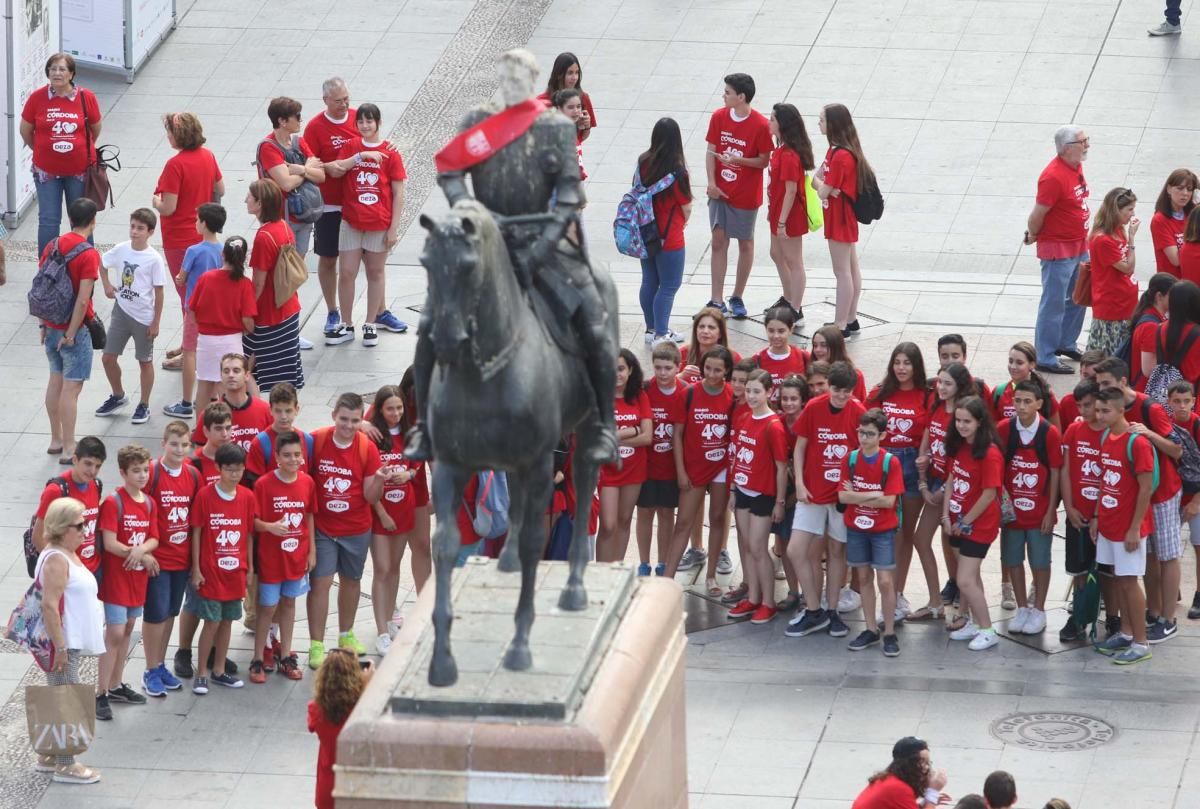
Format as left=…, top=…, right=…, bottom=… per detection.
left=35, top=174, right=89, bottom=258
left=1166, top=0, right=1182, bottom=24
left=1034, top=253, right=1087, bottom=366
left=639, top=248, right=686, bottom=336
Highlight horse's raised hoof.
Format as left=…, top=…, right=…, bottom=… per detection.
left=496, top=545, right=520, bottom=573
left=558, top=583, right=588, bottom=612
left=503, top=641, right=532, bottom=672
left=428, top=653, right=459, bottom=687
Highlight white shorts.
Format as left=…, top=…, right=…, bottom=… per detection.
left=1096, top=533, right=1148, bottom=577
left=196, top=332, right=245, bottom=382
left=338, top=221, right=388, bottom=253
left=791, top=502, right=847, bottom=543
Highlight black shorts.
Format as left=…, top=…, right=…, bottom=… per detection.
left=313, top=210, right=342, bottom=258
left=949, top=535, right=990, bottom=559
left=735, top=488, right=775, bottom=518
left=1064, top=522, right=1096, bottom=576
left=637, top=478, right=679, bottom=509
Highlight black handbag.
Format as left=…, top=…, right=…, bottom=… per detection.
left=84, top=315, right=106, bottom=350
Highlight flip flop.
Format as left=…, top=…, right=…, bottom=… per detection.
left=161, top=356, right=182, bottom=371
left=907, top=605, right=944, bottom=621
left=46, top=446, right=63, bottom=455
left=58, top=455, right=74, bottom=466
left=165, top=347, right=183, bottom=359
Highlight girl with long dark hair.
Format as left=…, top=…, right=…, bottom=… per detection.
left=637, top=117, right=693, bottom=344
left=539, top=52, right=596, bottom=142
left=597, top=350, right=652, bottom=562
left=1150, top=279, right=1200, bottom=389
left=811, top=325, right=866, bottom=399
left=767, top=103, right=815, bottom=321
left=1150, top=168, right=1197, bottom=277
left=1130, top=272, right=1175, bottom=389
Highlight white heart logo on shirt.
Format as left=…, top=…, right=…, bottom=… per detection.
left=61, top=122, right=77, bottom=133
left=954, top=478, right=970, bottom=495
left=711, top=425, right=726, bottom=439
left=1022, top=473, right=1039, bottom=488
left=894, top=418, right=913, bottom=434
left=363, top=172, right=379, bottom=186
left=831, top=445, right=848, bottom=459
left=334, top=478, right=351, bottom=494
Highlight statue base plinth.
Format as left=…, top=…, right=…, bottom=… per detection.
left=336, top=560, right=688, bottom=809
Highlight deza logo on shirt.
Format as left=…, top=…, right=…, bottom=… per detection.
left=356, top=170, right=380, bottom=206
left=718, top=131, right=748, bottom=183
left=280, top=512, right=304, bottom=552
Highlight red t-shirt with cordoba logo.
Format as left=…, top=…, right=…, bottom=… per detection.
left=947, top=445, right=1004, bottom=543
left=794, top=394, right=865, bottom=505
left=868, top=386, right=929, bottom=450
left=643, top=382, right=687, bottom=481
left=312, top=430, right=382, bottom=536
left=336, top=137, right=407, bottom=232
left=704, top=107, right=773, bottom=210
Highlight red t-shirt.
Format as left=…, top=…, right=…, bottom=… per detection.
left=249, top=220, right=301, bottom=326
left=1154, top=322, right=1200, bottom=387
left=851, top=774, right=920, bottom=809
left=156, top=147, right=223, bottom=249
left=990, top=380, right=1060, bottom=424
left=187, top=268, right=257, bottom=335
left=246, top=427, right=312, bottom=477
left=821, top=147, right=859, bottom=243
left=1131, top=307, right=1165, bottom=391
left=1151, top=211, right=1186, bottom=277
left=192, top=395, right=273, bottom=450
left=947, top=444, right=1004, bottom=543
left=767, top=146, right=809, bottom=237
left=730, top=412, right=789, bottom=497
left=337, top=137, right=407, bottom=232
left=191, top=450, right=222, bottom=487
left=650, top=180, right=689, bottom=252
left=679, top=382, right=734, bottom=486
left=1098, top=430, right=1156, bottom=540
left=254, top=470, right=316, bottom=583
left=1062, top=419, right=1105, bottom=521
left=794, top=394, right=866, bottom=504
left=1124, top=392, right=1182, bottom=502
left=997, top=417, right=1063, bottom=529
left=191, top=484, right=257, bottom=601
left=600, top=392, right=653, bottom=488
left=21, top=86, right=100, bottom=175
left=303, top=109, right=359, bottom=208
left=704, top=107, right=773, bottom=210
left=39, top=233, right=98, bottom=330
left=97, top=491, right=155, bottom=607
left=146, top=460, right=202, bottom=571
left=374, top=432, right=417, bottom=535
left=841, top=450, right=905, bottom=533
left=536, top=90, right=598, bottom=128
left=926, top=405, right=953, bottom=480
left=1059, top=393, right=1080, bottom=427
left=1181, top=242, right=1200, bottom=286
left=308, top=700, right=343, bottom=809
left=36, top=475, right=102, bottom=572
left=1089, top=231, right=1137, bottom=321
left=644, top=382, right=687, bottom=481
left=868, top=386, right=929, bottom=450
left=311, top=429, right=383, bottom=536
left=1035, top=156, right=1089, bottom=256
left=754, top=346, right=809, bottom=407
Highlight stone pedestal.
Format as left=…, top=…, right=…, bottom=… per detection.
left=336, top=559, right=688, bottom=809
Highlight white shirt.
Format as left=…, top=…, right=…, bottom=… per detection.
left=101, top=241, right=169, bottom=326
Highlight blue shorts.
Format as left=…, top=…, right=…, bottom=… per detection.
left=1000, top=528, right=1053, bottom=569
left=890, top=447, right=921, bottom=497
left=144, top=569, right=190, bottom=623
left=43, top=324, right=93, bottom=382
left=104, top=602, right=144, bottom=625
left=846, top=529, right=897, bottom=570
left=257, top=576, right=310, bottom=607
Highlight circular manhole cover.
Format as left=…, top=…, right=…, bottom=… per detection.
left=989, top=712, right=1116, bottom=751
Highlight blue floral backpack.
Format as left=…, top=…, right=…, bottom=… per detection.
left=613, top=168, right=676, bottom=259
left=6, top=551, right=64, bottom=672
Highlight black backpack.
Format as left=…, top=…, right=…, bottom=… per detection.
left=23, top=477, right=103, bottom=578
left=1003, top=418, right=1052, bottom=495
left=834, top=147, right=884, bottom=224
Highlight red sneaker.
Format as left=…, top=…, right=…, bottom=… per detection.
left=279, top=654, right=303, bottom=681
left=727, top=599, right=758, bottom=619
left=248, top=660, right=266, bottom=684
left=262, top=644, right=276, bottom=673
left=750, top=604, right=778, bottom=624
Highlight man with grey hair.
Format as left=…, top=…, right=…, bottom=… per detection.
left=1023, top=125, right=1090, bottom=374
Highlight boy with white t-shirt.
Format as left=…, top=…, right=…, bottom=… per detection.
left=96, top=208, right=169, bottom=425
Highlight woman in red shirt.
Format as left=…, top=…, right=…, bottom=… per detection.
left=814, top=103, right=872, bottom=336
left=19, top=53, right=102, bottom=257
left=1148, top=280, right=1200, bottom=390
left=637, top=118, right=693, bottom=345
left=538, top=53, right=597, bottom=143
left=767, top=103, right=814, bottom=322
left=811, top=325, right=867, bottom=400
left=187, top=237, right=257, bottom=414
left=679, top=306, right=740, bottom=384
left=1085, top=187, right=1140, bottom=356
left=244, top=179, right=304, bottom=392
left=597, top=350, right=653, bottom=563
left=1150, top=168, right=1197, bottom=278
left=1130, top=272, right=1175, bottom=390
left=308, top=649, right=369, bottom=809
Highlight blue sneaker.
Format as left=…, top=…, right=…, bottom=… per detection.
left=131, top=403, right=150, bottom=425
left=637, top=563, right=651, bottom=577
left=1113, top=644, right=1152, bottom=665
left=95, top=394, right=128, bottom=417
left=727, top=296, right=748, bottom=319
left=784, top=609, right=831, bottom=638
left=162, top=400, right=193, bottom=418
left=156, top=663, right=183, bottom=691
left=1094, top=633, right=1132, bottom=656
left=376, top=310, right=409, bottom=333
left=324, top=310, right=341, bottom=332
left=654, top=563, right=666, bottom=577
left=705, top=299, right=728, bottom=315
left=142, top=668, right=166, bottom=698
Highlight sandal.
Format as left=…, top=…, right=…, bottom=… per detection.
left=907, top=604, right=944, bottom=621
left=45, top=445, right=63, bottom=455
left=52, top=763, right=100, bottom=784
left=946, top=614, right=967, bottom=632
left=705, top=578, right=722, bottom=598
left=776, top=591, right=801, bottom=611
left=165, top=347, right=183, bottom=359
left=34, top=754, right=54, bottom=773
left=720, top=582, right=748, bottom=605
left=161, top=356, right=182, bottom=371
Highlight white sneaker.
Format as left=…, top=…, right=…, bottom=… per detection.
left=837, top=587, right=861, bottom=613
left=268, top=623, right=280, bottom=646
left=1148, top=21, right=1182, bottom=35
left=298, top=336, right=314, bottom=350
left=968, top=628, right=999, bottom=651
left=1001, top=582, right=1017, bottom=610
left=1009, top=607, right=1030, bottom=634
left=949, top=620, right=979, bottom=641
left=652, top=331, right=686, bottom=345
left=643, top=330, right=654, bottom=345
left=773, top=553, right=786, bottom=581
left=376, top=633, right=392, bottom=656
left=1024, top=608, right=1047, bottom=634
left=388, top=610, right=404, bottom=637
left=896, top=593, right=912, bottom=618
left=1028, top=582, right=1037, bottom=606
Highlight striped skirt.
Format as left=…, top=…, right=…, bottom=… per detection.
left=243, top=313, right=304, bottom=390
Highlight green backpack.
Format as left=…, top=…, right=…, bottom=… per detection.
left=1072, top=563, right=1101, bottom=641
left=847, top=450, right=902, bottom=524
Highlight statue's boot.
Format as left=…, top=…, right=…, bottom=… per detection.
left=404, top=423, right=434, bottom=462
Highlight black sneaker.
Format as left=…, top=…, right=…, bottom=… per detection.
left=1058, top=619, right=1082, bottom=642
left=827, top=612, right=850, bottom=638
left=1189, top=593, right=1200, bottom=620
left=1146, top=611, right=1160, bottom=630
left=1105, top=615, right=1123, bottom=638
left=940, top=578, right=958, bottom=603
left=882, top=634, right=900, bottom=657
left=174, top=648, right=194, bottom=678
left=847, top=629, right=880, bottom=651
left=211, top=672, right=244, bottom=689
left=784, top=609, right=831, bottom=637
left=1147, top=619, right=1178, bottom=644
left=206, top=648, right=239, bottom=675
left=793, top=306, right=804, bottom=324
left=764, top=296, right=791, bottom=314
left=325, top=324, right=355, bottom=346
left=846, top=319, right=861, bottom=333
left=95, top=693, right=112, bottom=721
left=107, top=683, right=147, bottom=705
left=361, top=323, right=378, bottom=348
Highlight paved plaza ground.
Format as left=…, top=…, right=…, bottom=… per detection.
left=4, top=0, right=1200, bottom=806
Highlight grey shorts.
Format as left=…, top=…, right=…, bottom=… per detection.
left=708, top=199, right=758, bottom=241
left=287, top=220, right=313, bottom=257
left=314, top=528, right=371, bottom=580
left=105, top=303, right=154, bottom=362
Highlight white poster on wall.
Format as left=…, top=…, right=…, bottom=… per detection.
left=62, top=0, right=125, bottom=71
left=7, top=0, right=61, bottom=219
left=130, top=0, right=173, bottom=67
left=2, top=7, right=10, bottom=221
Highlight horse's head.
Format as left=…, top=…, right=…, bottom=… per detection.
left=419, top=208, right=486, bottom=365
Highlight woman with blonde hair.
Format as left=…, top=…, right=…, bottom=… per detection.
left=1086, top=187, right=1140, bottom=355
left=308, top=649, right=371, bottom=809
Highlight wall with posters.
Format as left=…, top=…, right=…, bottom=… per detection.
left=61, top=0, right=173, bottom=80
left=3, top=0, right=61, bottom=226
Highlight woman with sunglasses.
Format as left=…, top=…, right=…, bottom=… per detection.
left=1086, top=187, right=1140, bottom=355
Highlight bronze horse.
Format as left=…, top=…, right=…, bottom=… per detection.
left=416, top=200, right=618, bottom=687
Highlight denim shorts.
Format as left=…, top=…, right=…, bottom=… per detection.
left=889, top=447, right=921, bottom=497
left=104, top=602, right=143, bottom=625
left=144, top=569, right=190, bottom=623
left=1000, top=528, right=1053, bottom=569
left=846, top=529, right=897, bottom=570
left=43, top=324, right=94, bottom=381
left=257, top=576, right=310, bottom=607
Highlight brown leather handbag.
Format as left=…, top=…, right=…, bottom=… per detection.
left=1071, top=260, right=1092, bottom=306
left=80, top=91, right=119, bottom=211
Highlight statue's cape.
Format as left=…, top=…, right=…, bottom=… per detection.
left=434, top=98, right=549, bottom=173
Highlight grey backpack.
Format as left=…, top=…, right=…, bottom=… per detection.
left=28, top=238, right=92, bottom=324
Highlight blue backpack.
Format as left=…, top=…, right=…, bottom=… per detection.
left=471, top=471, right=510, bottom=540
left=613, top=168, right=675, bottom=259
left=255, top=429, right=314, bottom=468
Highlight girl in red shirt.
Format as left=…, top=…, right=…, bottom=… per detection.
left=1150, top=168, right=1197, bottom=278
left=727, top=371, right=790, bottom=625
left=308, top=649, right=369, bottom=809
left=597, top=350, right=653, bottom=563
left=188, top=237, right=257, bottom=411
left=1151, top=280, right=1200, bottom=389
left=767, top=103, right=815, bottom=320
left=942, top=396, right=1004, bottom=651
left=553, top=89, right=589, bottom=181
left=1181, top=207, right=1200, bottom=286
left=774, top=374, right=808, bottom=610
left=1086, top=187, right=1140, bottom=356
left=636, top=118, right=693, bottom=344
left=814, top=103, right=872, bottom=335
left=679, top=306, right=741, bottom=384
left=755, top=306, right=809, bottom=408
left=811, top=325, right=867, bottom=400
left=1129, top=273, right=1175, bottom=390
left=539, top=52, right=597, bottom=142
left=990, top=341, right=1060, bottom=428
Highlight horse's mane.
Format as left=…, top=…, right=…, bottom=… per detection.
left=451, top=199, right=505, bottom=262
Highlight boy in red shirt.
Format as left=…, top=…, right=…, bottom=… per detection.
left=33, top=436, right=106, bottom=570
left=1091, top=387, right=1156, bottom=665
left=307, top=393, right=385, bottom=668
left=191, top=353, right=272, bottom=451
left=704, top=72, right=773, bottom=319
left=636, top=343, right=687, bottom=576
left=1056, top=349, right=1103, bottom=426
left=839, top=409, right=905, bottom=657
left=97, top=445, right=158, bottom=717
left=246, top=382, right=311, bottom=478
left=250, top=431, right=317, bottom=683
left=1168, top=381, right=1200, bottom=619
left=189, top=443, right=257, bottom=693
